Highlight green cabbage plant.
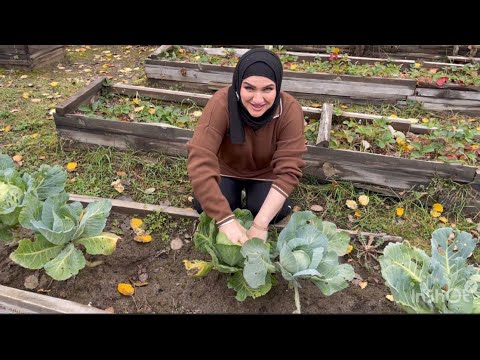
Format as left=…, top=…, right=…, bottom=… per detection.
left=0, top=154, right=66, bottom=241
left=9, top=192, right=119, bottom=281
left=380, top=227, right=480, bottom=313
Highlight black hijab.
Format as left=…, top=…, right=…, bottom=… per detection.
left=228, top=48, right=283, bottom=144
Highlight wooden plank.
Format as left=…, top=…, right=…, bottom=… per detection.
left=408, top=95, right=480, bottom=106
left=448, top=55, right=480, bottom=64
left=0, top=284, right=107, bottom=314
left=411, top=102, right=480, bottom=116
left=146, top=58, right=416, bottom=87
left=416, top=87, right=480, bottom=101
left=149, top=45, right=173, bottom=59
left=304, top=146, right=477, bottom=188
left=316, top=103, right=332, bottom=147
left=68, top=194, right=403, bottom=242
left=55, top=114, right=193, bottom=142
left=112, top=84, right=211, bottom=106
left=55, top=77, right=106, bottom=115
left=145, top=65, right=413, bottom=100
left=57, top=127, right=188, bottom=157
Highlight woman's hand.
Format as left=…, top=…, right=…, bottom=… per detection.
left=218, top=220, right=248, bottom=245
left=247, top=223, right=268, bottom=241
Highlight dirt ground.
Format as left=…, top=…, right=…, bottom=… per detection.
left=0, top=212, right=401, bottom=314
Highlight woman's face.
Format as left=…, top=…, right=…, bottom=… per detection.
left=240, top=76, right=276, bottom=117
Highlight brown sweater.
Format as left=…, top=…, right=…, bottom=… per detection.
left=187, top=87, right=306, bottom=223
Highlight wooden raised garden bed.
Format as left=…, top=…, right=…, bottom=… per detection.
left=0, top=45, right=65, bottom=69
left=145, top=46, right=480, bottom=114
left=54, top=78, right=479, bottom=195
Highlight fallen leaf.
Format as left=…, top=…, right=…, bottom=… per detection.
left=30, top=98, right=41, bottom=103
left=117, top=283, right=134, bottom=296
left=134, top=234, right=152, bottom=243
left=171, top=237, right=183, bottom=250
left=187, top=196, right=194, bottom=203
left=346, top=244, right=353, bottom=254
left=134, top=106, right=144, bottom=112
left=354, top=210, right=362, bottom=217
left=130, top=279, right=148, bottom=287
left=132, top=98, right=140, bottom=105
left=193, top=111, right=202, bottom=117
left=20, top=75, right=28, bottom=79
left=116, top=171, right=127, bottom=177
left=148, top=108, right=156, bottom=115
left=389, top=114, right=398, bottom=118
left=66, top=162, right=77, bottom=172
left=130, top=218, right=143, bottom=230
left=436, top=76, right=449, bottom=86
left=430, top=209, right=441, bottom=218
left=439, top=217, right=448, bottom=223
left=310, top=204, right=324, bottom=212
left=386, top=294, right=394, bottom=302
left=358, top=195, right=369, bottom=206
left=24, top=275, right=39, bottom=290
left=289, top=64, right=297, bottom=70
left=292, top=205, right=302, bottom=212
left=31, top=133, right=40, bottom=139
left=143, top=187, right=156, bottom=194
left=359, top=281, right=368, bottom=289
left=50, top=81, right=59, bottom=87
left=422, top=117, right=429, bottom=123
left=346, top=200, right=358, bottom=210
left=111, top=179, right=124, bottom=193
left=432, top=203, right=444, bottom=213
left=3, top=125, right=12, bottom=132
left=396, top=207, right=405, bottom=217
left=13, top=154, right=23, bottom=163
left=310, top=103, right=322, bottom=108
left=22, top=92, right=30, bottom=99
left=183, top=260, right=213, bottom=278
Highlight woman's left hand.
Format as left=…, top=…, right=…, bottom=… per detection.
left=247, top=226, right=268, bottom=241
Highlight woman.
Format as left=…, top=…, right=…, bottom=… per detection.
left=187, top=48, right=306, bottom=245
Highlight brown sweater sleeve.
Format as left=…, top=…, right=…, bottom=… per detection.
left=271, top=99, right=307, bottom=198
left=186, top=91, right=234, bottom=223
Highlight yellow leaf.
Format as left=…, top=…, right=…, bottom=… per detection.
left=134, top=106, right=144, bottom=112
left=386, top=294, right=394, bottom=301
left=178, top=48, right=185, bottom=53
left=148, top=108, right=156, bottom=115
left=117, top=283, right=134, bottom=296
left=359, top=281, right=368, bottom=289
left=193, top=111, right=202, bottom=117
left=332, top=47, right=340, bottom=55
left=358, top=195, right=369, bottom=206
left=3, top=125, right=12, bottom=132
left=354, top=210, right=362, bottom=217
left=116, top=171, right=127, bottom=177
left=414, top=63, right=421, bottom=68
left=346, top=244, right=353, bottom=254
left=396, top=207, right=405, bottom=217
left=132, top=98, right=140, bottom=105
left=22, top=92, right=30, bottom=99
left=30, top=98, right=41, bottom=103
left=13, top=154, right=23, bottom=163
left=472, top=144, right=479, bottom=150
left=340, top=105, right=348, bottom=109
left=134, top=234, right=152, bottom=243
left=310, top=103, right=322, bottom=108
left=31, top=133, right=40, bottom=139
left=194, top=55, right=200, bottom=60
left=432, top=203, right=443, bottom=213
left=66, top=162, right=77, bottom=172
left=130, top=218, right=143, bottom=230
left=430, top=209, right=441, bottom=218
left=421, top=117, right=429, bottom=123
left=289, top=64, right=297, bottom=70
left=183, top=260, right=212, bottom=278
left=20, top=75, right=28, bottom=79
left=389, top=114, right=398, bottom=118
left=396, top=137, right=406, bottom=146
left=439, top=217, right=448, bottom=223
left=50, top=81, right=59, bottom=87
left=346, top=200, right=358, bottom=210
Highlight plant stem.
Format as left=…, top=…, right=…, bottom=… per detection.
left=293, top=283, right=301, bottom=314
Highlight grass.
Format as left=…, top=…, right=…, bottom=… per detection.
left=1, top=45, right=479, bottom=258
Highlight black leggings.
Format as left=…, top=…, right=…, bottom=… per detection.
left=193, top=176, right=292, bottom=224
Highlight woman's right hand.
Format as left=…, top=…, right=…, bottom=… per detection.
left=218, top=220, right=248, bottom=245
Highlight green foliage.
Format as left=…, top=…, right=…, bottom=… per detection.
left=380, top=228, right=480, bottom=313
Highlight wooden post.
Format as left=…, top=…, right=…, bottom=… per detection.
left=316, top=103, right=332, bottom=147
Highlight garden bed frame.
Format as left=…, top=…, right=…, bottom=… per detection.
left=54, top=78, right=479, bottom=197
left=145, top=45, right=480, bottom=115
left=0, top=284, right=107, bottom=314
left=0, top=45, right=65, bottom=69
